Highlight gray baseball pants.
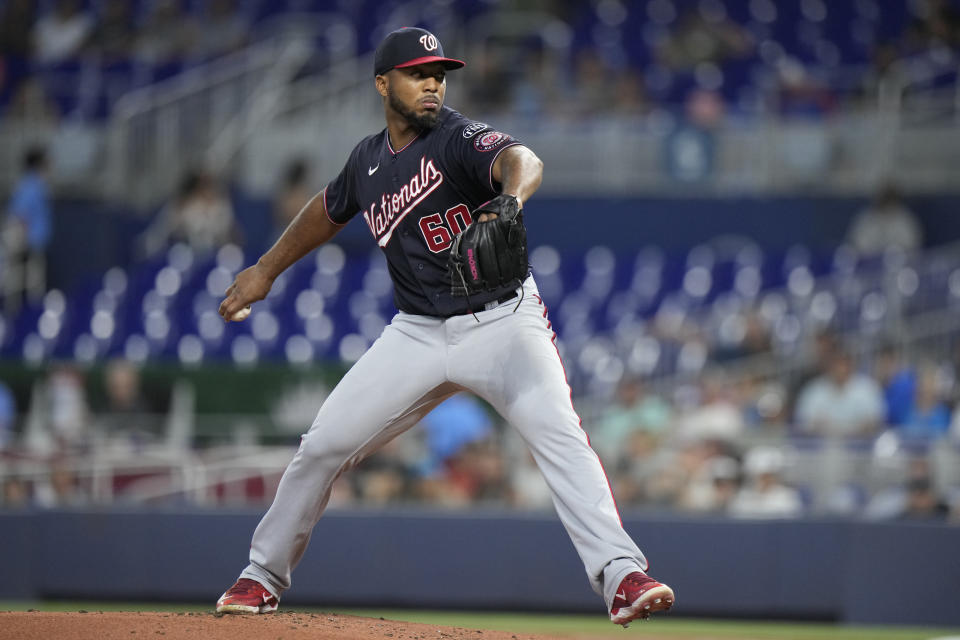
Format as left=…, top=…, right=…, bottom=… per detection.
left=238, top=276, right=648, bottom=609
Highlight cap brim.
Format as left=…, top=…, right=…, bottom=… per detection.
left=394, top=56, right=466, bottom=71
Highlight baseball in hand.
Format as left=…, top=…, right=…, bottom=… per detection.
left=231, top=306, right=252, bottom=321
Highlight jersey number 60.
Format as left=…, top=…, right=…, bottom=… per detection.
left=418, top=204, right=472, bottom=253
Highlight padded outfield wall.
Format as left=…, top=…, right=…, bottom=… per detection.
left=1, top=509, right=957, bottom=626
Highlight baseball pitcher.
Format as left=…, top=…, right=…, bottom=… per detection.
left=216, top=27, right=674, bottom=627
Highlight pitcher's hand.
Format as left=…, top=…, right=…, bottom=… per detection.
left=219, top=264, right=274, bottom=322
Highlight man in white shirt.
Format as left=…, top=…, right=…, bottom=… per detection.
left=729, top=446, right=804, bottom=519
left=846, top=184, right=922, bottom=256
left=795, top=350, right=885, bottom=437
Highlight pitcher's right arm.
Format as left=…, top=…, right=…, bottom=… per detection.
left=219, top=189, right=344, bottom=321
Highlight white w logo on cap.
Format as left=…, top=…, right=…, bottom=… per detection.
left=419, top=34, right=439, bottom=51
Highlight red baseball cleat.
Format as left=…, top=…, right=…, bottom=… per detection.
left=609, top=572, right=674, bottom=626
left=216, top=578, right=279, bottom=614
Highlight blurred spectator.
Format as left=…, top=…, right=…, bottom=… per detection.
left=795, top=350, right=885, bottom=437
left=900, top=365, right=951, bottom=438
left=663, top=89, right=723, bottom=183
left=32, top=0, right=93, bottom=64
left=738, top=319, right=771, bottom=361
left=510, top=452, right=552, bottom=510
left=787, top=330, right=841, bottom=417
left=326, top=475, right=355, bottom=508
left=272, top=159, right=312, bottom=238
left=34, top=461, right=87, bottom=508
left=656, top=8, right=753, bottom=70
left=0, top=380, right=15, bottom=450
left=46, top=365, right=91, bottom=452
left=414, top=435, right=510, bottom=507
left=902, top=0, right=960, bottom=52
left=2, top=146, right=52, bottom=312
left=104, top=358, right=149, bottom=414
left=775, top=61, right=835, bottom=181
left=679, top=455, right=741, bottom=513
left=590, top=377, right=671, bottom=465
left=859, top=41, right=906, bottom=100
left=729, top=446, right=803, bottom=518
left=463, top=42, right=511, bottom=115
left=715, top=310, right=772, bottom=361
left=899, top=476, right=949, bottom=520
left=134, top=0, right=199, bottom=64
left=874, top=345, right=917, bottom=427
left=644, top=438, right=730, bottom=508
left=742, top=380, right=788, bottom=431
left=688, top=88, right=726, bottom=127
left=865, top=456, right=929, bottom=520
left=418, top=394, right=493, bottom=476
left=846, top=184, right=923, bottom=256
left=2, top=75, right=60, bottom=123
left=141, top=170, right=240, bottom=256
left=445, top=438, right=510, bottom=504
left=569, top=49, right=610, bottom=117
left=776, top=59, right=837, bottom=118
left=353, top=439, right=414, bottom=506
left=412, top=436, right=510, bottom=507
left=611, top=427, right=668, bottom=506
left=610, top=68, right=649, bottom=117
left=96, top=359, right=156, bottom=444
left=1, top=475, right=31, bottom=509
left=675, top=372, right=745, bottom=443
left=195, top=0, right=250, bottom=59
left=84, top=0, right=137, bottom=61
left=412, top=474, right=466, bottom=507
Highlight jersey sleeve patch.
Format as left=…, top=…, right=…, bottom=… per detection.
left=473, top=131, right=510, bottom=152
left=462, top=122, right=489, bottom=139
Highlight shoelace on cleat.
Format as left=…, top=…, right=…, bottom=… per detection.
left=623, top=575, right=655, bottom=588
left=620, top=575, right=658, bottom=596
left=224, top=579, right=267, bottom=598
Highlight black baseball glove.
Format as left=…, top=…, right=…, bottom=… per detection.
left=449, top=194, right=529, bottom=298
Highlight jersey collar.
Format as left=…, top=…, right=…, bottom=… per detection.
left=386, top=131, right=420, bottom=155
left=384, top=107, right=455, bottom=155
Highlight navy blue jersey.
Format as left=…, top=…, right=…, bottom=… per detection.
left=323, top=106, right=523, bottom=316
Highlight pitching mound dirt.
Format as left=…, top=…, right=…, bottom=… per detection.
left=0, top=610, right=581, bottom=640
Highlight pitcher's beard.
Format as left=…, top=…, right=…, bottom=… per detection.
left=388, top=89, right=440, bottom=131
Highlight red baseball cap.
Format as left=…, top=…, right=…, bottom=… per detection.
left=374, top=27, right=465, bottom=76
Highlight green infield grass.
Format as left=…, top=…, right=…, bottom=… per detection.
left=1, top=602, right=957, bottom=640
left=332, top=609, right=960, bottom=640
